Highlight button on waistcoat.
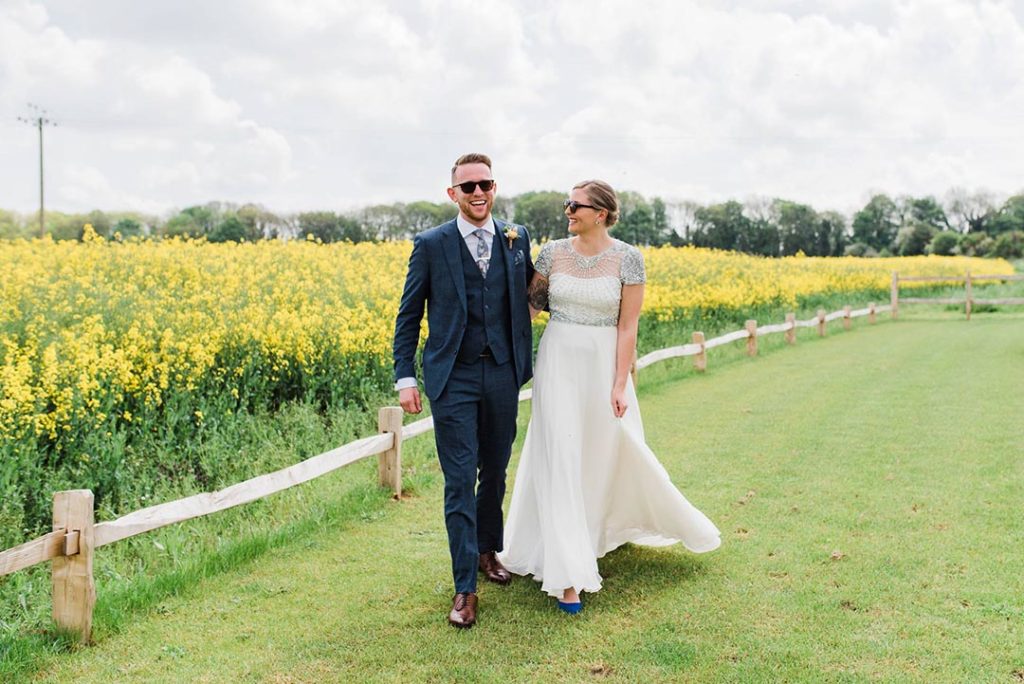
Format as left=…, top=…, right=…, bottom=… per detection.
left=456, top=234, right=512, bottom=364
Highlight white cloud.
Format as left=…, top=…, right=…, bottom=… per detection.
left=0, top=1, right=104, bottom=97
left=60, top=163, right=166, bottom=214
left=128, top=55, right=241, bottom=126
left=1, top=0, right=1022, bottom=217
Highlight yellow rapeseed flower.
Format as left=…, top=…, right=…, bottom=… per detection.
left=0, top=237, right=1013, bottom=451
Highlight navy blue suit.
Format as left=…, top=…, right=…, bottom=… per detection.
left=393, top=217, right=534, bottom=593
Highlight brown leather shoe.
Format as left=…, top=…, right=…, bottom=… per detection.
left=448, top=592, right=477, bottom=628
left=479, top=551, right=512, bottom=585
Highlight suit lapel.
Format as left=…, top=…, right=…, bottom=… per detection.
left=495, top=219, right=516, bottom=303
left=441, top=219, right=467, bottom=312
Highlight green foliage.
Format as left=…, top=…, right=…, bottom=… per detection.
left=207, top=216, right=248, bottom=243
left=236, top=203, right=285, bottom=240
left=693, top=200, right=749, bottom=251
left=405, top=200, right=457, bottom=234
left=852, top=194, right=899, bottom=251
left=42, top=212, right=85, bottom=241
left=946, top=188, right=996, bottom=234
left=895, top=220, right=937, bottom=256
left=928, top=230, right=960, bottom=256
left=5, top=186, right=1022, bottom=254
left=959, top=232, right=994, bottom=257
left=904, top=195, right=950, bottom=231
left=0, top=210, right=26, bottom=239
left=83, top=210, right=112, bottom=238
left=988, top=195, right=1024, bottom=235
left=617, top=192, right=654, bottom=244
left=360, top=204, right=407, bottom=241
left=296, top=211, right=364, bottom=242
left=776, top=200, right=819, bottom=256
left=512, top=191, right=566, bottom=243
left=112, top=218, right=142, bottom=238
left=816, top=210, right=848, bottom=256
left=739, top=215, right=781, bottom=256
left=843, top=241, right=878, bottom=257
left=163, top=205, right=215, bottom=237
left=991, top=231, right=1024, bottom=259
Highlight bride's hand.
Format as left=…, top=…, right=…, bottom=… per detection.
left=611, top=387, right=628, bottom=418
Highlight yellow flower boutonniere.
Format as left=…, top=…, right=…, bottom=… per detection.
left=504, top=225, right=519, bottom=249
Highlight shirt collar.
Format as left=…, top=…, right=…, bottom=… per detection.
left=457, top=213, right=496, bottom=239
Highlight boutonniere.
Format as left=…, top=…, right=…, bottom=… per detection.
left=503, top=225, right=519, bottom=249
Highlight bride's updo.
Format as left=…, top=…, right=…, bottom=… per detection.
left=573, top=180, right=619, bottom=227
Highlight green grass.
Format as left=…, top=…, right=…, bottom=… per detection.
left=0, top=396, right=441, bottom=679
left=7, top=308, right=1019, bottom=683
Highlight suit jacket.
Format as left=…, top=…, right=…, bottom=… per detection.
left=393, top=217, right=535, bottom=401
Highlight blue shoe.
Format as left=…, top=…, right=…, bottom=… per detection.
left=557, top=600, right=582, bottom=615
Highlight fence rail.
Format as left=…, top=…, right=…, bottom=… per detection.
left=94, top=433, right=395, bottom=548
left=0, top=298, right=899, bottom=642
left=891, top=271, right=1024, bottom=320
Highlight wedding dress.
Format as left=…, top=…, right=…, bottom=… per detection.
left=499, top=238, right=721, bottom=598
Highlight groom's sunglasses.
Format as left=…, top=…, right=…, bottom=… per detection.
left=452, top=179, right=495, bottom=193
left=563, top=199, right=597, bottom=213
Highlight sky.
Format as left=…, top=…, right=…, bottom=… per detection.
left=1, top=0, right=1023, bottom=217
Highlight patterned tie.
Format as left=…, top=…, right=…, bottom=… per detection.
left=473, top=229, right=490, bottom=277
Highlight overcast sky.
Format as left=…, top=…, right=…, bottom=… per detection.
left=2, top=0, right=1023, bottom=217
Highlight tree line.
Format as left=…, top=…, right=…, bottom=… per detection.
left=2, top=187, right=1022, bottom=258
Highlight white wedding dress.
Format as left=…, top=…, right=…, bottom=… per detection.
left=499, top=238, right=721, bottom=598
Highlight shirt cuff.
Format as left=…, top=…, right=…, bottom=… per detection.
left=394, top=377, right=418, bottom=391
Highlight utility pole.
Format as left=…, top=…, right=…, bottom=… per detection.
left=18, top=103, right=58, bottom=237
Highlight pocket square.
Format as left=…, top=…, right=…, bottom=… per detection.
left=513, top=250, right=525, bottom=266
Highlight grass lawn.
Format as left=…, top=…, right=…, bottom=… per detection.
left=25, top=310, right=1024, bottom=682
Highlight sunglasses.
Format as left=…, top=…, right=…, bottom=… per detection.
left=452, top=179, right=495, bottom=193
left=563, top=199, right=597, bottom=213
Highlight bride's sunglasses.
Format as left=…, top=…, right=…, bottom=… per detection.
left=563, top=199, right=597, bottom=213
left=452, top=179, right=495, bottom=193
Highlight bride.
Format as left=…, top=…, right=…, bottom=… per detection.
left=498, top=179, right=721, bottom=613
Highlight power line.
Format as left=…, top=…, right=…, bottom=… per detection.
left=17, top=103, right=58, bottom=238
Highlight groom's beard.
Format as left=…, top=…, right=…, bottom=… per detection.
left=457, top=195, right=494, bottom=226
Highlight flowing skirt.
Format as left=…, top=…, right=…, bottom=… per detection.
left=499, top=320, right=721, bottom=598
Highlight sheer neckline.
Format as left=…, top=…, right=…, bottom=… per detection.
left=568, top=236, right=618, bottom=259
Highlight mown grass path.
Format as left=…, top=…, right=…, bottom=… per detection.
left=35, top=314, right=1024, bottom=683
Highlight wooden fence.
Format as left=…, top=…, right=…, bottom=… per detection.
left=890, top=271, right=1024, bottom=320
left=0, top=300, right=892, bottom=643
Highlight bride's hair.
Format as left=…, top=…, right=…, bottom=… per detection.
left=573, top=180, right=619, bottom=227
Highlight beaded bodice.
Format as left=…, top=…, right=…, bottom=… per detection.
left=534, top=238, right=646, bottom=327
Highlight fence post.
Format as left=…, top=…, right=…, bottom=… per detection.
left=52, top=490, right=95, bottom=643
left=965, top=271, right=973, bottom=321
left=785, top=313, right=796, bottom=345
left=745, top=320, right=757, bottom=356
left=378, top=407, right=403, bottom=498
left=869, top=302, right=876, bottom=324
left=692, top=331, right=706, bottom=372
left=843, top=305, right=851, bottom=331
left=817, top=309, right=827, bottom=337
left=891, top=272, right=899, bottom=319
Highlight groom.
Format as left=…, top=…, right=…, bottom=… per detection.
left=393, top=153, right=535, bottom=628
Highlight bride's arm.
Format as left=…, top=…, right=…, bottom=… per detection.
left=612, top=284, right=644, bottom=417
left=527, top=271, right=549, bottom=320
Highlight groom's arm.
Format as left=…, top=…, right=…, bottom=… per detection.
left=522, top=225, right=535, bottom=285
left=393, top=235, right=429, bottom=410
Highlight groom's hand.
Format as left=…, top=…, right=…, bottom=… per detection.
left=399, top=387, right=423, bottom=414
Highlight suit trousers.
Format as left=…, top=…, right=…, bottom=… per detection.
left=430, top=354, right=519, bottom=594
